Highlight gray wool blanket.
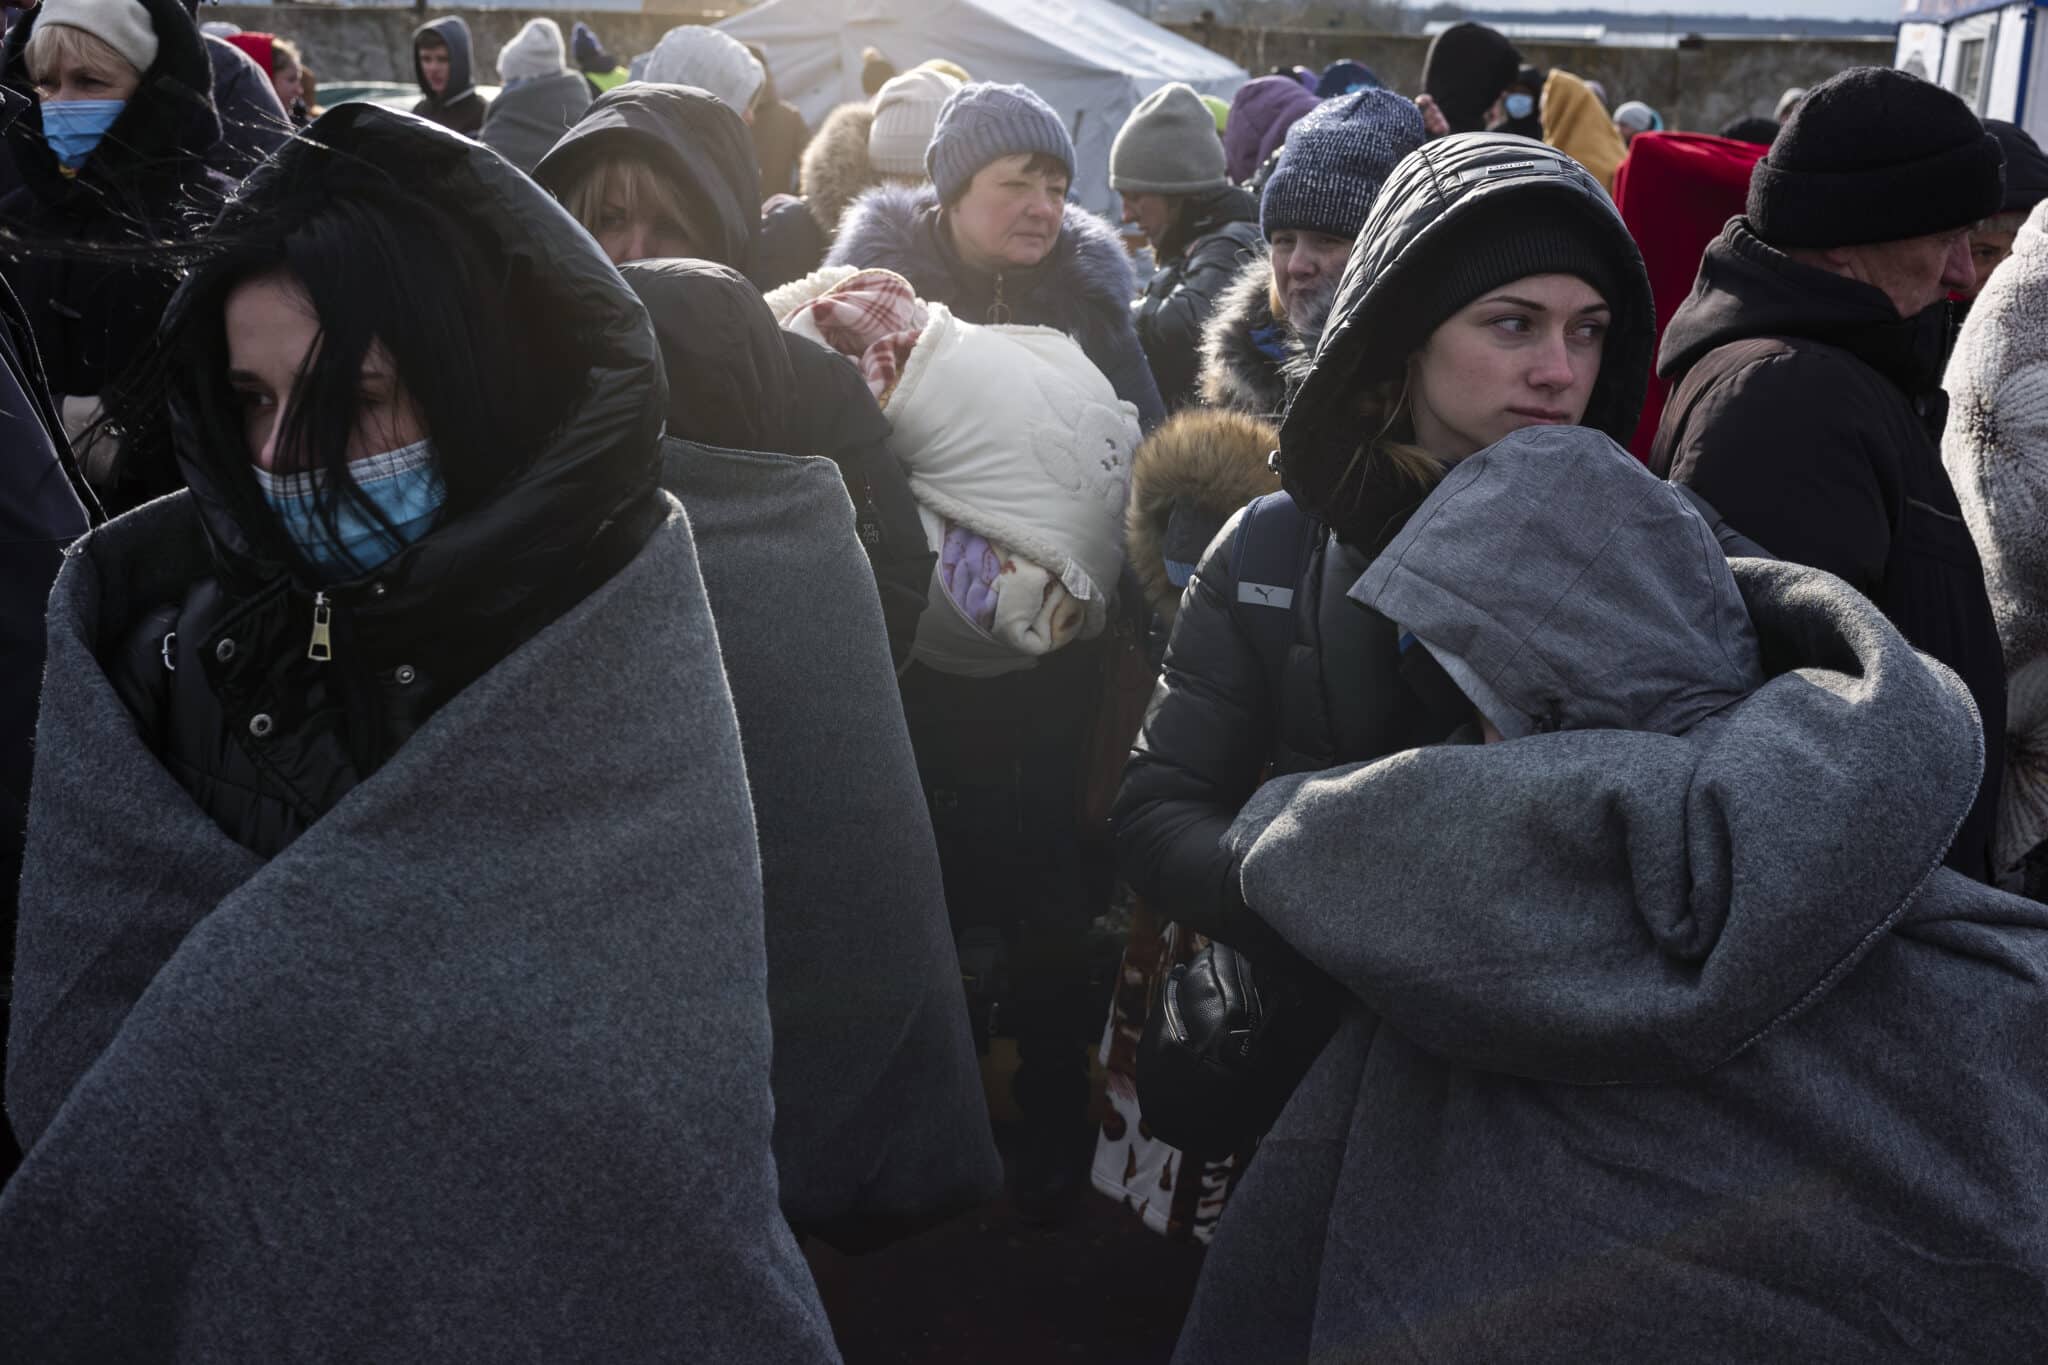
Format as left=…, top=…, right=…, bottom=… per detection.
left=2, top=493, right=842, bottom=1362
left=1175, top=439, right=2048, bottom=1363
left=660, top=438, right=999, bottom=1241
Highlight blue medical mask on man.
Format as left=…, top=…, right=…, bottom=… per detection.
left=1503, top=92, right=1536, bottom=121
left=40, top=98, right=124, bottom=170
left=255, top=439, right=447, bottom=579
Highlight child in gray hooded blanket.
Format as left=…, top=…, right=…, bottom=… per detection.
left=1174, top=426, right=2048, bottom=1363
left=0, top=105, right=862, bottom=1360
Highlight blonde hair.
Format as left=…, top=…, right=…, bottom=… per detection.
left=1328, top=370, right=1445, bottom=533
left=25, top=23, right=138, bottom=87
left=562, top=155, right=703, bottom=246
left=271, top=37, right=303, bottom=75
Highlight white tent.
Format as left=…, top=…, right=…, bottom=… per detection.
left=718, top=0, right=1247, bottom=215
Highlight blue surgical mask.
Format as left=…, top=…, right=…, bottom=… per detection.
left=40, top=98, right=124, bottom=170
left=1504, top=93, right=1536, bottom=121
left=254, top=440, right=446, bottom=580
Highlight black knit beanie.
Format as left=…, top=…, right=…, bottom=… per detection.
left=1365, top=199, right=1626, bottom=388
left=1421, top=23, right=1521, bottom=136
left=1987, top=119, right=2048, bottom=214
left=1749, top=67, right=2004, bottom=247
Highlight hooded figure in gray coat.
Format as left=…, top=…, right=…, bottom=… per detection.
left=1175, top=426, right=2048, bottom=1364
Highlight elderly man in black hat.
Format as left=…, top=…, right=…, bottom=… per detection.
left=1651, top=66, right=2007, bottom=883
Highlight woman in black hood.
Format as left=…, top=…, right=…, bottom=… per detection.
left=1114, top=135, right=1654, bottom=969
left=1, top=104, right=843, bottom=1361
left=536, top=83, right=934, bottom=665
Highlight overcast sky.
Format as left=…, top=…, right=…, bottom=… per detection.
left=1470, top=0, right=1901, bottom=18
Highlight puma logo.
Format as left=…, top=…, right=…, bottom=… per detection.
left=1237, top=583, right=1295, bottom=609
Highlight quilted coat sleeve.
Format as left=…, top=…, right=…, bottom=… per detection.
left=1111, top=507, right=1295, bottom=963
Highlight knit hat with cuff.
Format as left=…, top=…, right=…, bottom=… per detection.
left=869, top=68, right=961, bottom=176
left=644, top=26, right=765, bottom=117
left=1111, top=83, right=1228, bottom=195
left=1748, top=67, right=2004, bottom=247
left=37, top=0, right=158, bottom=75
left=926, top=82, right=1075, bottom=204
left=1260, top=88, right=1425, bottom=240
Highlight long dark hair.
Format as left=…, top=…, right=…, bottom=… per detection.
left=109, top=143, right=587, bottom=575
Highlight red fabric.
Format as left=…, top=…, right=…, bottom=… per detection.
left=783, top=269, right=928, bottom=402
left=223, top=32, right=277, bottom=78
left=1613, top=132, right=1768, bottom=461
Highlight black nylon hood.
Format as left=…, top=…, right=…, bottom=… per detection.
left=1279, top=133, right=1652, bottom=553
left=620, top=258, right=794, bottom=453
left=532, top=82, right=761, bottom=281
left=162, top=103, right=668, bottom=677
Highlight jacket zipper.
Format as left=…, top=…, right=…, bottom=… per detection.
left=308, top=591, right=333, bottom=662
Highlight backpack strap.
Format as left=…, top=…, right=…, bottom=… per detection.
left=1229, top=491, right=1321, bottom=711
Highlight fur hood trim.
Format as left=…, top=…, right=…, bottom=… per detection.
left=828, top=182, right=1137, bottom=332
left=1126, top=408, right=1281, bottom=621
left=1198, top=253, right=1294, bottom=420
left=801, top=101, right=880, bottom=236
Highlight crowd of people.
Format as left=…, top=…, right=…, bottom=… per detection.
left=0, top=0, right=2045, bottom=1358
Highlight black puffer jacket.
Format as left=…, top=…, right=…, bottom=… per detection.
left=1135, top=185, right=1262, bottom=412
left=1115, top=136, right=1651, bottom=952
left=108, top=106, right=668, bottom=858
left=0, top=0, right=227, bottom=511
left=621, top=258, right=932, bottom=665
left=1652, top=220, right=2005, bottom=881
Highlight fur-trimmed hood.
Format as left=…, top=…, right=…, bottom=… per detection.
left=1126, top=409, right=1281, bottom=622
left=802, top=100, right=881, bottom=236
left=828, top=182, right=1164, bottom=427
left=1198, top=253, right=1297, bottom=420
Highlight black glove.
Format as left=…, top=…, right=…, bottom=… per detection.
left=1136, top=939, right=1341, bottom=1158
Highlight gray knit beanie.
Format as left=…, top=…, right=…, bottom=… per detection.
left=1261, top=88, right=1425, bottom=240
left=1112, top=82, right=1227, bottom=195
left=926, top=82, right=1076, bottom=204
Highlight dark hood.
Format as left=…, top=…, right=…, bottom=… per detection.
left=1658, top=218, right=1952, bottom=395
left=1158, top=183, right=1258, bottom=264
left=1, top=0, right=219, bottom=209
left=1988, top=120, right=2048, bottom=214
left=1421, top=22, right=1521, bottom=135
left=1281, top=134, right=1652, bottom=553
left=532, top=82, right=760, bottom=282
left=412, top=16, right=477, bottom=105
left=162, top=103, right=667, bottom=676
left=620, top=258, right=793, bottom=453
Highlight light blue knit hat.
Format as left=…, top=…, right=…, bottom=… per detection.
left=1260, top=87, right=1426, bottom=240
left=925, top=82, right=1076, bottom=203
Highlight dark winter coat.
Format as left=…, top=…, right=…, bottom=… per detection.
left=479, top=70, right=591, bottom=174
left=2, top=106, right=843, bottom=1363
left=621, top=258, right=933, bottom=666
left=1197, top=252, right=1296, bottom=419
left=1135, top=185, right=1262, bottom=412
left=410, top=17, right=488, bottom=137
left=1118, top=137, right=1653, bottom=960
left=0, top=0, right=226, bottom=510
left=752, top=81, right=809, bottom=196
left=756, top=194, right=829, bottom=292
left=203, top=32, right=290, bottom=179
left=1653, top=219, right=2005, bottom=882
left=106, top=106, right=668, bottom=861
left=828, top=183, right=1168, bottom=430
left=533, top=82, right=763, bottom=285
left=801, top=100, right=882, bottom=238
left=1174, top=430, right=2048, bottom=1364
left=657, top=433, right=998, bottom=1244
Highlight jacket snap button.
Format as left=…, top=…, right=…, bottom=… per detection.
left=248, top=713, right=274, bottom=738
left=214, top=638, right=235, bottom=663
left=370, top=582, right=388, bottom=598
left=394, top=665, right=417, bottom=685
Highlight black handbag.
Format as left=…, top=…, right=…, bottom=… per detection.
left=1135, top=940, right=1341, bottom=1158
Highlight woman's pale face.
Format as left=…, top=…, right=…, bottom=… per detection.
left=33, top=47, right=140, bottom=103
left=949, top=154, right=1068, bottom=271
left=1407, top=273, right=1609, bottom=464
left=272, top=59, right=303, bottom=110
left=224, top=273, right=425, bottom=471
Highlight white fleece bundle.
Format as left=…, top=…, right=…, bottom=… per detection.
left=764, top=269, right=1140, bottom=675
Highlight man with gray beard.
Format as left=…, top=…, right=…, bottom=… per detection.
left=1197, top=90, right=1426, bottom=418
